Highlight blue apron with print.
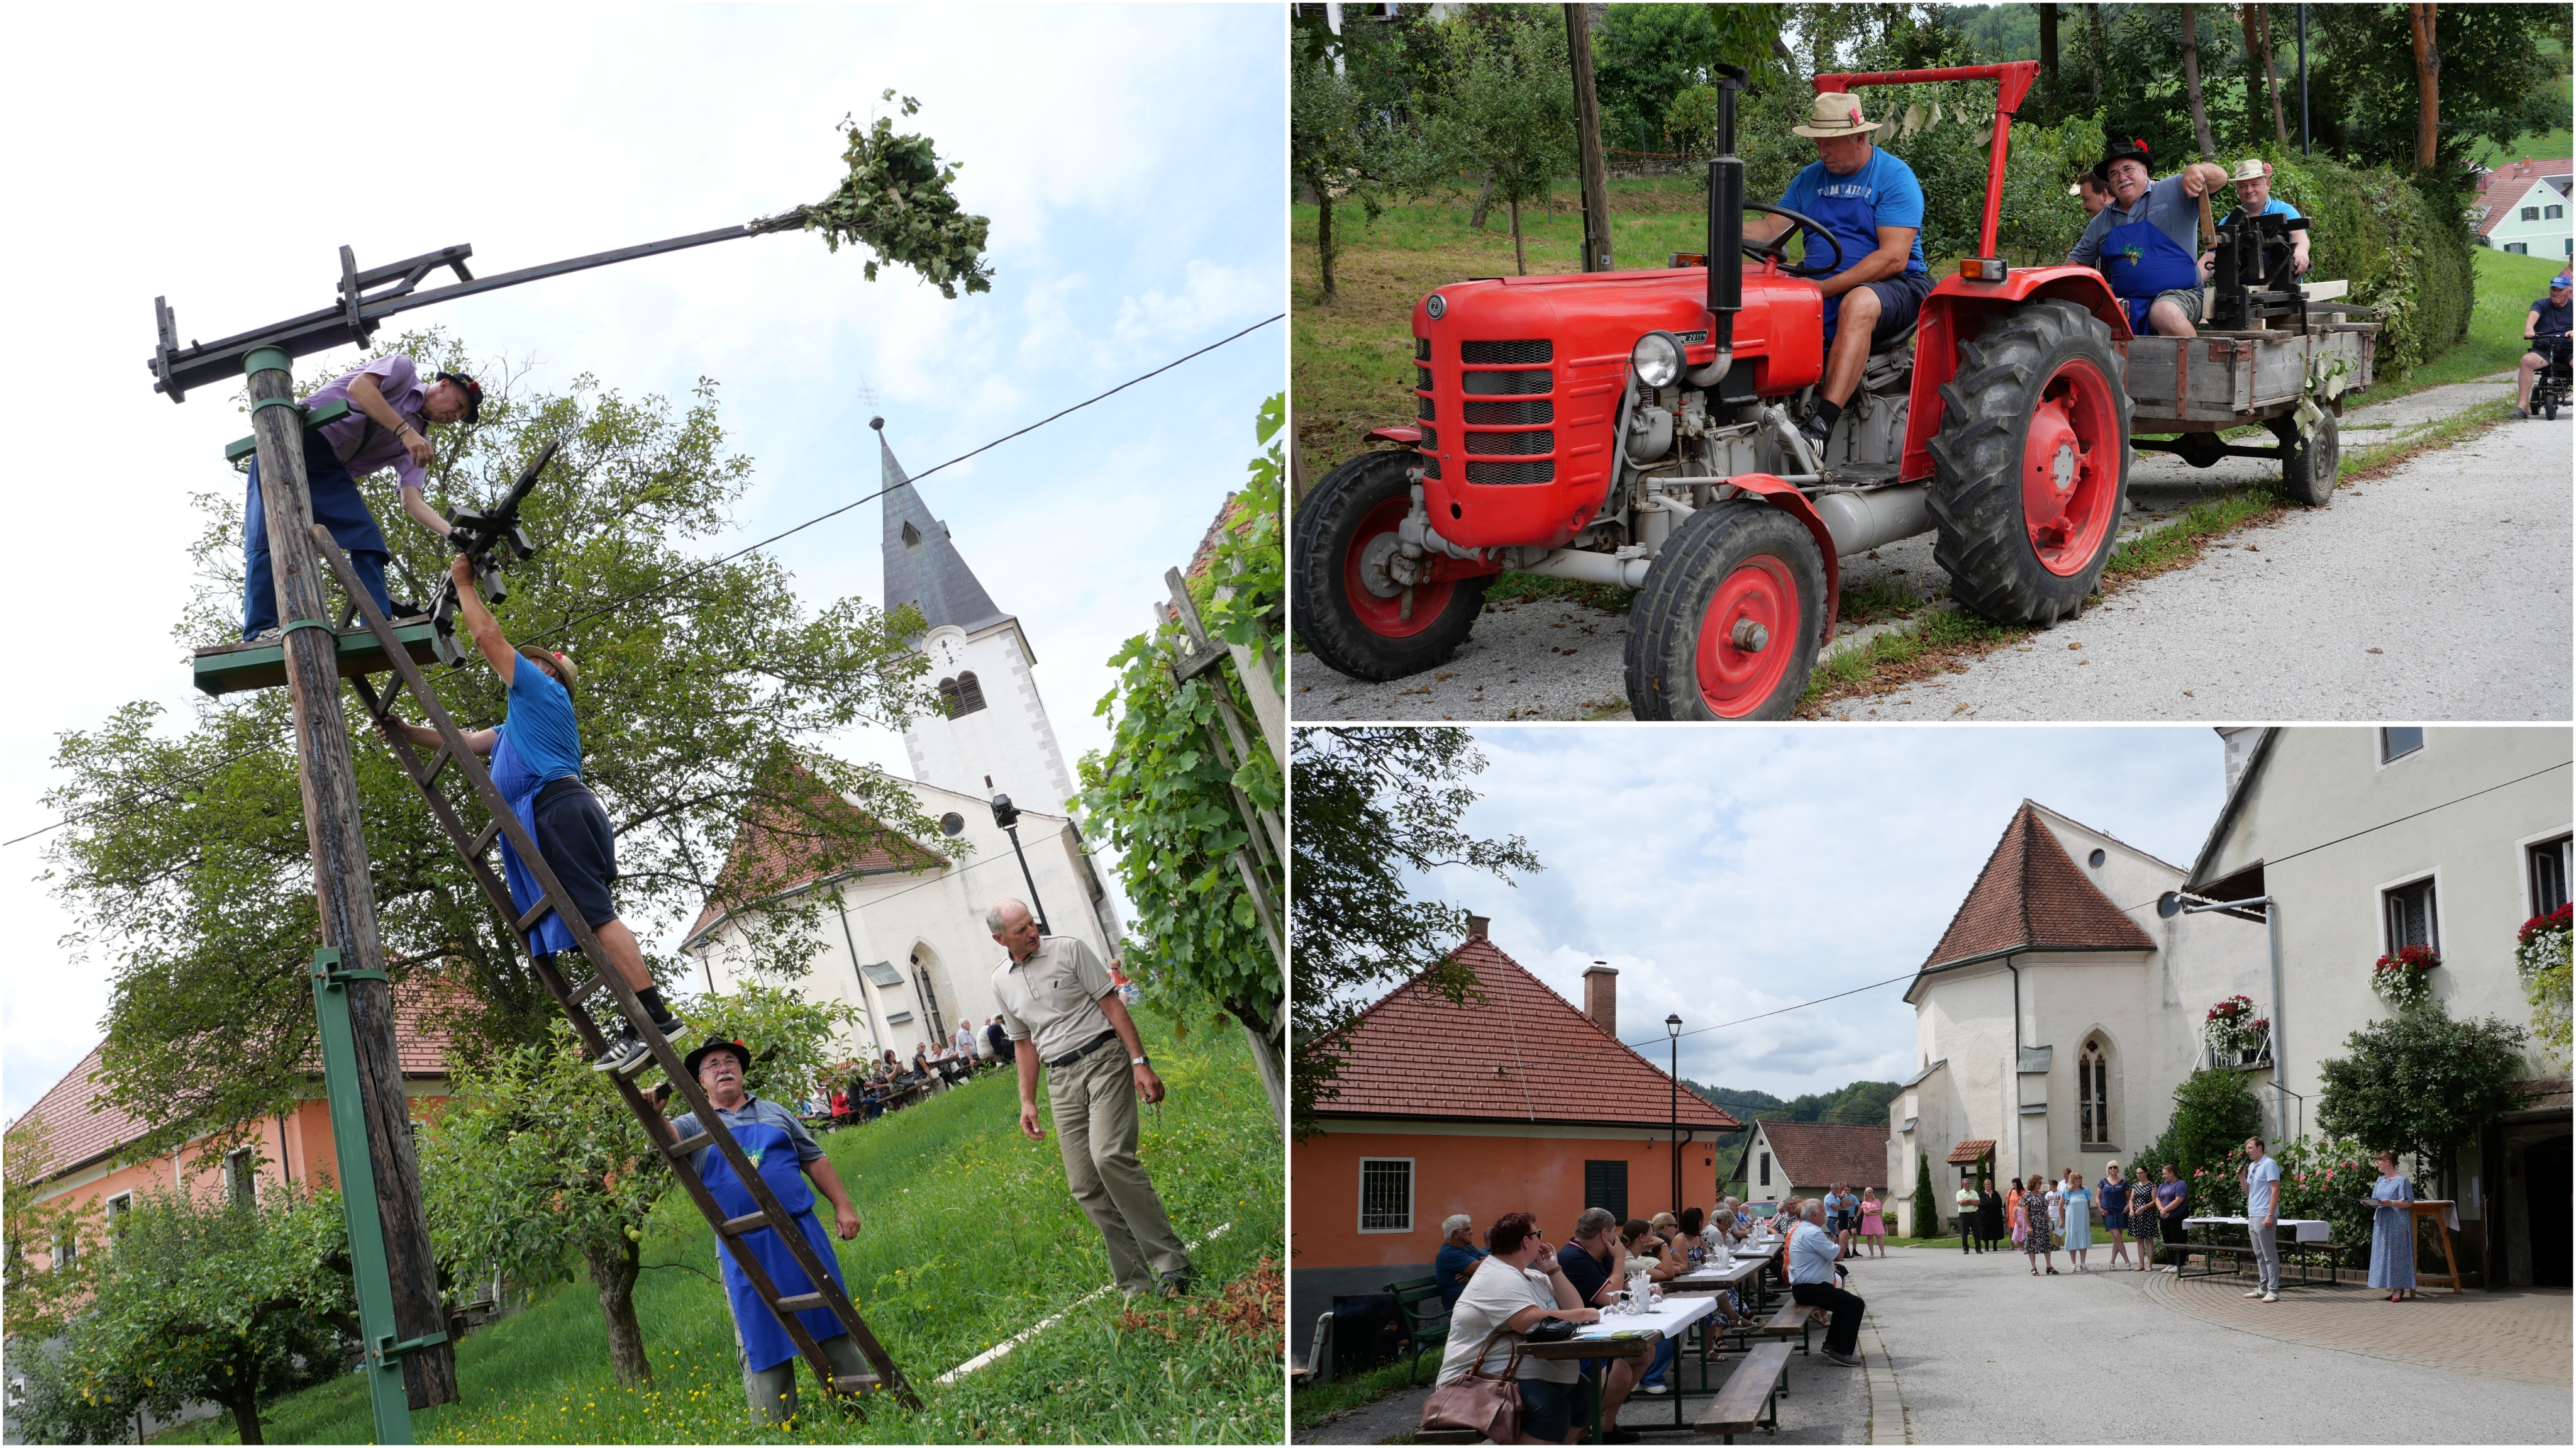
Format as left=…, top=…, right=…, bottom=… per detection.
left=488, top=729, right=576, bottom=956
left=701, top=1118, right=852, bottom=1373
left=2097, top=213, right=2202, bottom=335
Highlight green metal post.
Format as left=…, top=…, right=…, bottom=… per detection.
left=309, top=947, right=416, bottom=1445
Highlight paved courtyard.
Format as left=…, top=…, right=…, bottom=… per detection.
left=1293, top=1246, right=2572, bottom=1444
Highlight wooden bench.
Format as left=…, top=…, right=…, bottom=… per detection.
left=1385, top=1275, right=1452, bottom=1384
left=1412, top=1433, right=1482, bottom=1445
left=1757, top=1298, right=1827, bottom=1358
left=1695, top=1341, right=1794, bottom=1444
left=2174, top=1240, right=2349, bottom=1286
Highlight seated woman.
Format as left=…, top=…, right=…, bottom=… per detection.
left=1433, top=1211, right=1607, bottom=1445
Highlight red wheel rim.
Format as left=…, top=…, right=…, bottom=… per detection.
left=2018, top=358, right=2121, bottom=576
left=1691, top=554, right=1799, bottom=717
left=1343, top=496, right=1458, bottom=638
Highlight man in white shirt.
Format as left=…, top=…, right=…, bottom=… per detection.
left=1955, top=1179, right=1982, bottom=1253
left=2241, top=1135, right=2283, bottom=1302
left=1787, top=1200, right=1864, bottom=1367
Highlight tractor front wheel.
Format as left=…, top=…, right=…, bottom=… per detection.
left=1289, top=449, right=1489, bottom=681
left=2273, top=409, right=2339, bottom=508
left=1624, top=501, right=1825, bottom=721
left=1926, top=298, right=2131, bottom=627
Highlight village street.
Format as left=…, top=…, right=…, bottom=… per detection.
left=1295, top=1247, right=2572, bottom=1444
left=1287, top=376, right=2568, bottom=721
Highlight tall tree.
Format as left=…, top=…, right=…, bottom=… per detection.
left=2407, top=3, right=2441, bottom=174
left=2304, top=3, right=2559, bottom=179
left=1291, top=18, right=1416, bottom=301
left=43, top=334, right=948, bottom=1168
left=1288, top=728, right=1539, bottom=1133
left=2038, top=3, right=2061, bottom=86
left=1419, top=10, right=1579, bottom=276
left=2087, top=3, right=2107, bottom=102
left=2179, top=3, right=2218, bottom=158
left=2246, top=4, right=2289, bottom=147
left=2318, top=1001, right=2533, bottom=1197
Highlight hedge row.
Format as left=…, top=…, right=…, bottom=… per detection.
left=2231, top=148, right=2474, bottom=377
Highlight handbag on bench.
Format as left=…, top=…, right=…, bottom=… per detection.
left=1421, top=1327, right=1526, bottom=1442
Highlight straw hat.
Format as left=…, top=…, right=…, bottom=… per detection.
left=1792, top=92, right=1882, bottom=138
left=2228, top=157, right=2273, bottom=184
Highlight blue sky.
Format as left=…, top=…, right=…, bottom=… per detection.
left=0, top=6, right=1284, bottom=1122
left=1404, top=727, right=2233, bottom=1101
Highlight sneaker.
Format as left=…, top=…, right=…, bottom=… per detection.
left=591, top=1015, right=687, bottom=1076
left=243, top=627, right=284, bottom=644
left=1798, top=413, right=1835, bottom=455
left=1821, top=1350, right=1863, bottom=1367
left=2243, top=1289, right=2265, bottom=1298
left=1640, top=1381, right=1668, bottom=1396
left=2512, top=406, right=2531, bottom=419
left=1157, top=1271, right=1195, bottom=1300
left=2261, top=1292, right=2279, bottom=1303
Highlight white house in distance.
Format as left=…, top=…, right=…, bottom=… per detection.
left=2474, top=158, right=2573, bottom=259
left=1730, top=1120, right=1888, bottom=1210
left=1887, top=799, right=2268, bottom=1231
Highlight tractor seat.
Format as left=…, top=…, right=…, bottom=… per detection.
left=1870, top=314, right=1922, bottom=359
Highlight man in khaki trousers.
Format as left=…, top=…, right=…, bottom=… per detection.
left=989, top=898, right=1193, bottom=1296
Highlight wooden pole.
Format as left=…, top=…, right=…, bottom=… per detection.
left=1566, top=4, right=1614, bottom=273
left=242, top=348, right=458, bottom=1409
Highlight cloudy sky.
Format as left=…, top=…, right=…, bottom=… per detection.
left=1, top=6, right=1283, bottom=1121
left=1404, top=726, right=2233, bottom=1101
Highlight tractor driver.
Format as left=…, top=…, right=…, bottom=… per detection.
left=242, top=354, right=479, bottom=641
left=1743, top=92, right=1933, bottom=455
left=2209, top=158, right=2310, bottom=277
left=2067, top=140, right=2231, bottom=339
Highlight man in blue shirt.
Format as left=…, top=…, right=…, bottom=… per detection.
left=2241, top=1135, right=2283, bottom=1302
left=1553, top=1208, right=1648, bottom=1432
left=2068, top=140, right=2231, bottom=337
left=394, top=554, right=686, bottom=1075
left=1745, top=92, right=1935, bottom=454
left=1787, top=1199, right=1863, bottom=1367
left=1433, top=1214, right=1489, bottom=1312
left=2514, top=273, right=2572, bottom=418
left=2213, top=158, right=2309, bottom=276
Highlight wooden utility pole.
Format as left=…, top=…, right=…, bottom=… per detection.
left=1566, top=4, right=1613, bottom=273
left=242, top=348, right=458, bottom=1412
left=2408, top=3, right=2441, bottom=174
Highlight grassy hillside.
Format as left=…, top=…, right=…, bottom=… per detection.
left=160, top=1016, right=1282, bottom=1444
left=2397, top=246, right=2572, bottom=391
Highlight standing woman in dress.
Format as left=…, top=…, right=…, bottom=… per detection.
left=1977, top=1178, right=2006, bottom=1254
left=2367, top=1149, right=2418, bottom=1302
left=2099, top=1160, right=2133, bottom=1270
left=2020, top=1174, right=2059, bottom=1274
left=1858, top=1188, right=1888, bottom=1257
left=2061, top=1168, right=2094, bottom=1271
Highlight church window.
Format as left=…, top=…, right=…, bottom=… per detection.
left=952, top=671, right=987, bottom=716
left=2385, top=877, right=2438, bottom=953
left=902, top=521, right=922, bottom=547
left=2079, top=1040, right=2110, bottom=1146
left=937, top=677, right=961, bottom=715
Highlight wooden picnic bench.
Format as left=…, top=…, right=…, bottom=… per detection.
left=1385, top=1275, right=1453, bottom=1384
left=1694, top=1341, right=1794, bottom=1444
left=2172, top=1239, right=2350, bottom=1286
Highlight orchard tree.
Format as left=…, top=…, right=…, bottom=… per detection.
left=1419, top=9, right=1578, bottom=275
left=2318, top=1000, right=2534, bottom=1193
left=43, top=334, right=957, bottom=1169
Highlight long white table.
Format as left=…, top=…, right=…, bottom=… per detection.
left=2183, top=1214, right=2331, bottom=1242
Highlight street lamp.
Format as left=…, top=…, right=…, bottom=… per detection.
left=991, top=793, right=1052, bottom=935
left=1667, top=1013, right=1685, bottom=1215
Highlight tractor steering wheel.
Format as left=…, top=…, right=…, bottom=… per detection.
left=1741, top=201, right=1845, bottom=279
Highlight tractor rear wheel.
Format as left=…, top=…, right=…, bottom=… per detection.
left=1289, top=449, right=1489, bottom=681
left=1926, top=298, right=2131, bottom=627
left=2273, top=409, right=2339, bottom=508
left=1624, top=501, right=1824, bottom=721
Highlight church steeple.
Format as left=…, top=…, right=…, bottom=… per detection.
left=876, top=418, right=1011, bottom=642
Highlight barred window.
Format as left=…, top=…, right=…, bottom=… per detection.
left=953, top=671, right=987, bottom=716
left=1358, top=1158, right=1413, bottom=1233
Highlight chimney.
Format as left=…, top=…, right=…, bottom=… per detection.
left=1582, top=962, right=1618, bottom=1038
left=1466, top=913, right=1490, bottom=940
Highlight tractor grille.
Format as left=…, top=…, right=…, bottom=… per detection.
left=1466, top=459, right=1555, bottom=486
left=1463, top=399, right=1552, bottom=425
left=1416, top=336, right=1431, bottom=360
left=1418, top=425, right=1440, bottom=453
left=1419, top=455, right=1441, bottom=479
left=1466, top=429, right=1553, bottom=456
left=1462, top=369, right=1552, bottom=396
left=1417, top=366, right=1436, bottom=391
left=1416, top=394, right=1436, bottom=421
left=1460, top=339, right=1553, bottom=364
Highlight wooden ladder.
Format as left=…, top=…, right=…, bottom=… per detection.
left=308, top=523, right=918, bottom=1411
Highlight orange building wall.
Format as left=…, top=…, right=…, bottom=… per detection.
left=1294, top=1125, right=1724, bottom=1271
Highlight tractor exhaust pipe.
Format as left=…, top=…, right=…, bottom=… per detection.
left=1693, top=64, right=1747, bottom=389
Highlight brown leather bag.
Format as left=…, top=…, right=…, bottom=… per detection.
left=1419, top=1327, right=1524, bottom=1442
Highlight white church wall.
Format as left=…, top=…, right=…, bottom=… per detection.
left=904, top=621, right=1077, bottom=820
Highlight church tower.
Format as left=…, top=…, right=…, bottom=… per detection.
left=876, top=420, right=1077, bottom=826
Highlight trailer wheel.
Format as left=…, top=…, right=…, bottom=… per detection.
left=1927, top=298, right=2131, bottom=627
left=1289, top=449, right=1489, bottom=681
left=2272, top=409, right=2339, bottom=508
left=1624, top=501, right=1824, bottom=721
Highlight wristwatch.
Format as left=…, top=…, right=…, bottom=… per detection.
left=1130, top=1054, right=1151, bottom=1067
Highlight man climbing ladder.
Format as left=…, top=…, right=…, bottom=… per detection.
left=393, top=554, right=684, bottom=1072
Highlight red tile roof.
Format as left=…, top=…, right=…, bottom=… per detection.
left=1918, top=801, right=2156, bottom=974
left=18, top=976, right=465, bottom=1185
left=1947, top=1139, right=1997, bottom=1165
left=685, top=764, right=945, bottom=941
left=1748, top=1121, right=1889, bottom=1191
left=1314, top=933, right=1741, bottom=1132
left=2475, top=169, right=2573, bottom=237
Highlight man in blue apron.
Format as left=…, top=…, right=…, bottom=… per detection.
left=2068, top=140, right=2231, bottom=338
left=391, top=555, right=687, bottom=1074
left=662, top=1036, right=871, bottom=1425
left=1744, top=91, right=1934, bottom=454
left=243, top=355, right=479, bottom=640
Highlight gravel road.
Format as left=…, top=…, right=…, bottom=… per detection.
left=1288, top=379, right=2562, bottom=721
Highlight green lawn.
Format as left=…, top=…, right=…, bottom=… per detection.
left=2468, top=72, right=2572, bottom=167
left=159, top=1019, right=1283, bottom=1444
left=2390, top=246, right=2572, bottom=391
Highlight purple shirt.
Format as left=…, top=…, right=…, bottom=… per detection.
left=301, top=355, right=432, bottom=493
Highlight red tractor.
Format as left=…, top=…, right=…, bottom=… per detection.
left=1294, top=61, right=2140, bottom=720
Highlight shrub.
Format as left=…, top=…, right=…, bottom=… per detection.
left=2371, top=944, right=2441, bottom=1010
left=2317, top=999, right=2534, bottom=1191
left=2144, top=1066, right=2263, bottom=1206
left=1910, top=1151, right=1940, bottom=1237
left=2516, top=905, right=2572, bottom=1062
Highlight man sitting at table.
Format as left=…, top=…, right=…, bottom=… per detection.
left=1435, top=1214, right=1489, bottom=1312
left=1788, top=1200, right=1864, bottom=1368
left=1555, top=1208, right=1649, bottom=1434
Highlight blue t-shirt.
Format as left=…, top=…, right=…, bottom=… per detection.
left=2531, top=296, right=2573, bottom=338
left=499, top=659, right=582, bottom=787
left=1777, top=148, right=1928, bottom=277
left=1435, top=1243, right=1489, bottom=1310
left=2070, top=174, right=2204, bottom=266
left=2244, top=1154, right=2282, bottom=1220
left=2230, top=196, right=2303, bottom=223
left=1556, top=1240, right=1612, bottom=1305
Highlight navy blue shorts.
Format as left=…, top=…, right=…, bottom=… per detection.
left=1856, top=269, right=1935, bottom=346
left=533, top=780, right=619, bottom=933
left=1517, top=1373, right=1599, bottom=1442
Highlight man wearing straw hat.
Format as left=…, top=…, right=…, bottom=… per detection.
left=2214, top=158, right=2310, bottom=276
left=1745, top=91, right=1934, bottom=454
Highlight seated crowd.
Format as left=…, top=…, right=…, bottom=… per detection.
left=808, top=1015, right=1016, bottom=1127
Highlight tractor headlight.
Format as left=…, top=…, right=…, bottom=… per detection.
left=1631, top=331, right=1684, bottom=389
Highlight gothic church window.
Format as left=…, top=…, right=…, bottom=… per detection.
left=2079, top=1040, right=2110, bottom=1147
left=952, top=671, right=987, bottom=716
